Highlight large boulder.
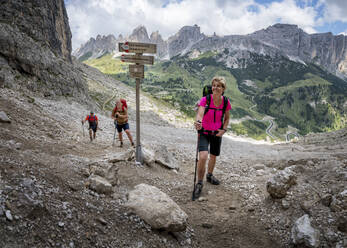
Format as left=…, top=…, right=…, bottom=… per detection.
left=89, top=161, right=119, bottom=186
left=154, top=145, right=179, bottom=170
left=87, top=175, right=113, bottom=194
left=291, top=214, right=320, bottom=248
left=142, top=147, right=155, bottom=166
left=266, top=166, right=297, bottom=198
left=126, top=184, right=187, bottom=232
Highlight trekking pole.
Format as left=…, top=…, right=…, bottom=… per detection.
left=112, top=120, right=117, bottom=146
left=192, top=132, right=200, bottom=201
left=82, top=121, right=85, bottom=137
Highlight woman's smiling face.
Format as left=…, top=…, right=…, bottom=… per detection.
left=212, top=80, right=224, bottom=95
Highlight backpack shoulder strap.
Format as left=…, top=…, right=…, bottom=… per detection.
left=203, top=94, right=211, bottom=116
left=222, top=96, right=228, bottom=114
left=220, top=96, right=228, bottom=128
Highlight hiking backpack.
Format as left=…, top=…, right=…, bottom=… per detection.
left=87, top=115, right=97, bottom=124
left=114, top=99, right=127, bottom=112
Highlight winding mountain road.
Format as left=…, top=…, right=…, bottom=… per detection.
left=266, top=119, right=276, bottom=139
left=286, top=132, right=300, bottom=141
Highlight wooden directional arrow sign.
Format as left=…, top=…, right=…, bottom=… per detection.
left=121, top=54, right=154, bottom=65
left=119, top=42, right=156, bottom=54
left=129, top=64, right=144, bottom=78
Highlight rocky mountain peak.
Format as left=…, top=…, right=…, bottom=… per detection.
left=177, top=24, right=203, bottom=40
left=168, top=24, right=205, bottom=57
left=73, top=23, right=347, bottom=78
left=271, top=23, right=299, bottom=30
left=73, top=33, right=118, bottom=60
left=150, top=31, right=168, bottom=58
left=129, top=25, right=150, bottom=42
left=150, top=31, right=163, bottom=42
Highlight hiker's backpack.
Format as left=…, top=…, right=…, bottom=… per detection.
left=87, top=115, right=97, bottom=124
left=202, top=85, right=212, bottom=97
left=114, top=99, right=127, bottom=112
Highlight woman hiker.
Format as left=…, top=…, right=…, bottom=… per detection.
left=193, top=76, right=232, bottom=199
left=111, top=99, right=135, bottom=148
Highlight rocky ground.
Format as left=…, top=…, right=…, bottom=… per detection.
left=0, top=67, right=346, bottom=247
left=2, top=0, right=345, bottom=247
left=0, top=79, right=347, bottom=247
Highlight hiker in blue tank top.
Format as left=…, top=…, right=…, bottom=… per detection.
left=193, top=76, right=232, bottom=199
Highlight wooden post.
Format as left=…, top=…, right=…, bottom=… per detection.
left=135, top=67, right=143, bottom=164
left=119, top=42, right=156, bottom=165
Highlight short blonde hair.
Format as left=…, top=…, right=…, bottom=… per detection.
left=211, top=76, right=226, bottom=90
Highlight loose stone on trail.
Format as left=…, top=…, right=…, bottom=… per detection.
left=0, top=111, right=11, bottom=123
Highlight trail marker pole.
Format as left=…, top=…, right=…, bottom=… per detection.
left=135, top=76, right=142, bottom=163
left=119, top=42, right=156, bottom=164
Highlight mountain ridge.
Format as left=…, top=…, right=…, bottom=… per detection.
left=74, top=23, right=347, bottom=79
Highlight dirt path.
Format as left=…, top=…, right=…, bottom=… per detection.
left=0, top=88, right=287, bottom=247
left=2, top=88, right=346, bottom=247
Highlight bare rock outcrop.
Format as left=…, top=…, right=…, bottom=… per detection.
left=1, top=0, right=72, bottom=61
left=150, top=31, right=168, bottom=58
left=73, top=34, right=117, bottom=61
left=126, top=184, right=188, bottom=232
left=129, top=25, right=151, bottom=43
left=168, top=24, right=206, bottom=58
left=0, top=0, right=87, bottom=99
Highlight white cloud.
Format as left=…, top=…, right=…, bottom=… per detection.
left=66, top=0, right=322, bottom=50
left=320, top=0, right=347, bottom=22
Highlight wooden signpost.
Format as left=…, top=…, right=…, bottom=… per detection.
left=121, top=54, right=154, bottom=65
left=129, top=64, right=144, bottom=79
left=119, top=41, right=156, bottom=54
left=119, top=41, right=156, bottom=164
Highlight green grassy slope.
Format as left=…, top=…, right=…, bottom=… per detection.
left=83, top=51, right=347, bottom=140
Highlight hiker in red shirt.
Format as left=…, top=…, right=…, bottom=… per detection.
left=111, top=99, right=134, bottom=148
left=82, top=111, right=98, bottom=142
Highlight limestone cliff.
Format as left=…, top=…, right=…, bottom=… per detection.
left=0, top=0, right=87, bottom=98
left=1, top=0, right=72, bottom=61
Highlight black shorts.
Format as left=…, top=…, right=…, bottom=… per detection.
left=198, top=133, right=222, bottom=156
left=115, top=122, right=129, bottom=133
left=89, top=124, right=97, bottom=132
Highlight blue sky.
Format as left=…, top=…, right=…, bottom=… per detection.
left=65, top=0, right=347, bottom=50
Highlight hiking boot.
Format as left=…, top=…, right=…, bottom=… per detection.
left=120, top=141, right=123, bottom=147
left=206, top=173, right=220, bottom=185
left=193, top=182, right=203, bottom=200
